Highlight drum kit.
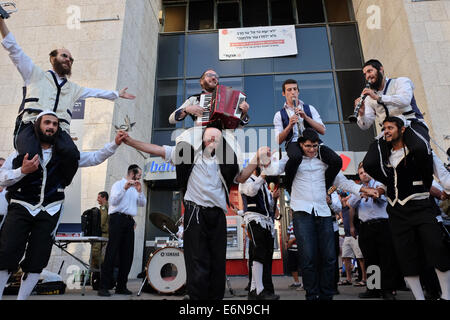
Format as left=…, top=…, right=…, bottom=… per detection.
left=137, top=212, right=186, bottom=296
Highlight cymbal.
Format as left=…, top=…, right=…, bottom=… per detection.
left=150, top=212, right=177, bottom=233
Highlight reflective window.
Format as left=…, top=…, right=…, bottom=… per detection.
left=321, top=123, right=342, bottom=150
left=244, top=57, right=273, bottom=74
left=189, top=0, right=214, bottom=30
left=243, top=75, right=275, bottom=125
left=296, top=0, right=325, bottom=23
left=274, top=73, right=339, bottom=122
left=235, top=127, right=278, bottom=153
left=343, top=123, right=375, bottom=152
left=151, top=129, right=178, bottom=145
left=274, top=27, right=331, bottom=73
left=157, top=35, right=185, bottom=78
left=330, top=25, right=362, bottom=69
left=154, top=80, right=184, bottom=129
left=336, top=70, right=366, bottom=120
left=186, top=33, right=243, bottom=78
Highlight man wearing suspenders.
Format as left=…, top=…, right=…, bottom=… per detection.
left=273, top=79, right=342, bottom=194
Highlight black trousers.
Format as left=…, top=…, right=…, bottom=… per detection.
left=0, top=203, right=60, bottom=274
left=387, top=200, right=450, bottom=276
left=183, top=202, right=227, bottom=300
left=358, top=218, right=403, bottom=291
left=247, top=220, right=275, bottom=293
left=284, top=142, right=342, bottom=194
left=15, top=122, right=80, bottom=186
left=100, top=213, right=135, bottom=290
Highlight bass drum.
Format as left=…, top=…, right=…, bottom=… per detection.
left=146, top=247, right=186, bottom=294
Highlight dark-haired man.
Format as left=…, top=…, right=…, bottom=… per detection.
left=168, top=69, right=249, bottom=127
left=364, top=116, right=450, bottom=300
left=268, top=128, right=379, bottom=300
left=273, top=79, right=342, bottom=194
left=0, top=111, right=128, bottom=300
left=98, top=165, right=146, bottom=297
left=0, top=17, right=135, bottom=188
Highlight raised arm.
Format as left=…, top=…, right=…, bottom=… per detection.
left=123, top=136, right=166, bottom=158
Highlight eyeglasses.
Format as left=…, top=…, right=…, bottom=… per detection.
left=205, top=72, right=219, bottom=79
left=302, top=144, right=319, bottom=149
left=61, top=53, right=74, bottom=63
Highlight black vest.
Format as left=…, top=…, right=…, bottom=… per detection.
left=383, top=150, right=433, bottom=206
left=7, top=150, right=67, bottom=206
left=241, top=176, right=274, bottom=218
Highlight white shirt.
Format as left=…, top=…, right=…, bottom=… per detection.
left=163, top=145, right=229, bottom=213
left=357, top=77, right=419, bottom=130
left=273, top=101, right=324, bottom=143
left=0, top=142, right=120, bottom=216
left=271, top=155, right=362, bottom=216
left=1, top=32, right=119, bottom=100
left=347, top=179, right=389, bottom=222
left=433, top=152, right=450, bottom=193
left=109, top=178, right=146, bottom=216
left=0, top=188, right=8, bottom=216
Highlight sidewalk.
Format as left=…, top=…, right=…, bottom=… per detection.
left=1, top=275, right=414, bottom=300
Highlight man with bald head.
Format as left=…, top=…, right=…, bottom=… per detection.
left=0, top=16, right=135, bottom=187
left=123, top=127, right=270, bottom=300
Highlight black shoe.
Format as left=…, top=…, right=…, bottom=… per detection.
left=381, top=291, right=396, bottom=300
left=255, top=289, right=280, bottom=300
left=248, top=289, right=257, bottom=300
left=97, top=289, right=111, bottom=297
left=115, top=288, right=132, bottom=295
left=358, top=289, right=381, bottom=299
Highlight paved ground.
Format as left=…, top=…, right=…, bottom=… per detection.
left=2, top=275, right=415, bottom=300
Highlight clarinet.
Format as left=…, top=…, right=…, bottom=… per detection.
left=348, top=82, right=370, bottom=123
left=292, top=97, right=303, bottom=136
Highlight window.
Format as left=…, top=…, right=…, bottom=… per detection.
left=336, top=70, right=366, bottom=120
left=243, top=75, right=275, bottom=125
left=154, top=80, right=184, bottom=129
left=274, top=27, right=331, bottom=73
left=330, top=25, right=362, bottom=69
left=157, top=34, right=185, bottom=78
left=270, top=0, right=295, bottom=26
left=217, top=1, right=241, bottom=29
left=325, top=0, right=351, bottom=22
left=164, top=5, right=186, bottom=32
left=188, top=0, right=214, bottom=30
left=242, top=0, right=269, bottom=27
left=296, top=0, right=325, bottom=23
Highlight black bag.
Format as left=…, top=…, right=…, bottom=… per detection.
left=81, top=207, right=102, bottom=236
left=33, top=281, right=66, bottom=295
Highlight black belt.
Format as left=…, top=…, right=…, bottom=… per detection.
left=361, top=218, right=388, bottom=225
left=112, top=212, right=134, bottom=219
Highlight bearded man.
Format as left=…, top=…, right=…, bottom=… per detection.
left=0, top=111, right=128, bottom=300
left=0, top=16, right=135, bottom=187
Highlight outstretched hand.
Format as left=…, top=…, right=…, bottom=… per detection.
left=360, top=187, right=379, bottom=200
left=119, top=87, right=136, bottom=100
left=21, top=153, right=39, bottom=174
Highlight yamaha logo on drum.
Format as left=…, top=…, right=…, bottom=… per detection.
left=160, top=252, right=180, bottom=257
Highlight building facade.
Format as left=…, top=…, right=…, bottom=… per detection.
left=0, top=0, right=448, bottom=284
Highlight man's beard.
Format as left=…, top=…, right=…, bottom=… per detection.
left=369, top=69, right=383, bottom=91
left=53, top=59, right=72, bottom=77
left=35, top=127, right=57, bottom=145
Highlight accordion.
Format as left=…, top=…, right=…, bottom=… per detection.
left=196, top=85, right=246, bottom=129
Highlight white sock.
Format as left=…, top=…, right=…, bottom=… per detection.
left=252, top=261, right=264, bottom=295
left=435, top=269, right=450, bottom=300
left=404, top=276, right=425, bottom=300
left=17, top=273, right=40, bottom=300
left=0, top=270, right=11, bottom=300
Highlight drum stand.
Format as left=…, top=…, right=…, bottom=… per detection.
left=137, top=224, right=181, bottom=297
